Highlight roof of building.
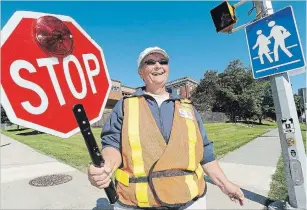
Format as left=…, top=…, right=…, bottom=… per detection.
left=166, top=76, right=199, bottom=86
left=111, top=79, right=121, bottom=83
left=121, top=85, right=136, bottom=89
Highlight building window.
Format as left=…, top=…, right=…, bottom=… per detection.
left=176, top=88, right=180, bottom=95
left=123, top=92, right=131, bottom=96
left=111, top=86, right=120, bottom=92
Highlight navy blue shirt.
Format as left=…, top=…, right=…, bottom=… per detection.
left=101, top=87, right=215, bottom=165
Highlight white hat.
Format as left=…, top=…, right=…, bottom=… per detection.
left=137, top=46, right=169, bottom=69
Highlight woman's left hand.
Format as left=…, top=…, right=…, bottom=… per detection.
left=221, top=181, right=245, bottom=206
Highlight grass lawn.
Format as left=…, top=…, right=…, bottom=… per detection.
left=204, top=121, right=277, bottom=159
left=1, top=126, right=103, bottom=173
left=1, top=120, right=277, bottom=172
left=268, top=123, right=306, bottom=202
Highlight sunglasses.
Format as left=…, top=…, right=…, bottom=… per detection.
left=144, top=59, right=169, bottom=66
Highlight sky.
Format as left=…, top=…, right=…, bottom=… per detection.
left=1, top=1, right=306, bottom=94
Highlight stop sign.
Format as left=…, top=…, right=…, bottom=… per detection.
left=1, top=11, right=111, bottom=138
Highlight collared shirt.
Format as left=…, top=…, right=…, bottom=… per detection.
left=101, top=87, right=215, bottom=165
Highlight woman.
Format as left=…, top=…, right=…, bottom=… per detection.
left=88, top=47, right=245, bottom=210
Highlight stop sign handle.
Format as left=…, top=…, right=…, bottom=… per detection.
left=72, top=104, right=119, bottom=204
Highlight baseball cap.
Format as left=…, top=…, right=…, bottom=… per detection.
left=137, top=46, right=169, bottom=69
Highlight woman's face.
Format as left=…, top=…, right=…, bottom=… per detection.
left=138, top=53, right=169, bottom=88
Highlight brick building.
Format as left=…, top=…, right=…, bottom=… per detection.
left=105, top=80, right=135, bottom=111
left=92, top=80, right=135, bottom=127
left=166, top=76, right=199, bottom=99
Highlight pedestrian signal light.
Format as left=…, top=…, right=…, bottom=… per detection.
left=210, top=1, right=237, bottom=33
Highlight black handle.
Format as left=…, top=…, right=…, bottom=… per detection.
left=72, top=104, right=119, bottom=204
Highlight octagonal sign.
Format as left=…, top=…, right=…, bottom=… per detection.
left=1, top=11, right=111, bottom=138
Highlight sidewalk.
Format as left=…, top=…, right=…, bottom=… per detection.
left=0, top=134, right=111, bottom=210
left=206, top=128, right=281, bottom=209
left=1, top=128, right=281, bottom=210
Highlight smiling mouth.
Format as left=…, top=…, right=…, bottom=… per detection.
left=151, top=72, right=165, bottom=76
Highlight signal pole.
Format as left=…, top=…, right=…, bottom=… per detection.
left=254, top=1, right=307, bottom=209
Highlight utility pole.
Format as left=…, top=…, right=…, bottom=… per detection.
left=254, top=1, right=307, bottom=209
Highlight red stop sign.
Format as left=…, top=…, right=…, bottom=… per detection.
left=1, top=11, right=111, bottom=138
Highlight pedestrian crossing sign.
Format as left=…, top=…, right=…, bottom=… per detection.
left=245, top=6, right=306, bottom=79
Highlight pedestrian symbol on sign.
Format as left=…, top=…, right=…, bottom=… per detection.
left=252, top=21, right=294, bottom=64
left=252, top=29, right=273, bottom=64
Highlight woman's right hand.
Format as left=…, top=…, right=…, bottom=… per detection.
left=87, top=161, right=114, bottom=189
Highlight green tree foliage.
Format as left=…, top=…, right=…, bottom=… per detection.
left=294, top=94, right=303, bottom=118
left=1, top=105, right=9, bottom=124
left=191, top=59, right=276, bottom=123
left=261, top=82, right=276, bottom=121
left=190, top=70, right=220, bottom=112
left=215, top=60, right=254, bottom=121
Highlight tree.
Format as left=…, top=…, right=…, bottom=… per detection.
left=191, top=70, right=220, bottom=112
left=1, top=105, right=9, bottom=124
left=219, top=66, right=275, bottom=124
left=261, top=83, right=276, bottom=121
left=214, top=60, right=254, bottom=121
left=191, top=59, right=276, bottom=123
left=241, top=80, right=271, bottom=124
left=294, top=94, right=303, bottom=118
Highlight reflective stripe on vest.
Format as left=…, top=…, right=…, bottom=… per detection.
left=185, top=175, right=198, bottom=199
left=186, top=118, right=197, bottom=171
left=182, top=102, right=198, bottom=199
left=195, top=164, right=204, bottom=179
left=127, top=97, right=150, bottom=207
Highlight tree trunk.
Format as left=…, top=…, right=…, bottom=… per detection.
left=259, top=118, right=262, bottom=124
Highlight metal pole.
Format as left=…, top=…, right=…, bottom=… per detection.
left=254, top=1, right=307, bottom=209
left=229, top=23, right=250, bottom=33
left=233, top=0, right=249, bottom=9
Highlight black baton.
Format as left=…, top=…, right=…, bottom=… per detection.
left=72, top=104, right=119, bottom=204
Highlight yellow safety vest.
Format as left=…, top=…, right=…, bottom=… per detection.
left=115, top=96, right=206, bottom=208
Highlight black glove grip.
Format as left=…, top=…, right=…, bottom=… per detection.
left=72, top=104, right=119, bottom=204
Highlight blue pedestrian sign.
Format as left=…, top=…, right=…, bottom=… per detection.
left=245, top=6, right=306, bottom=79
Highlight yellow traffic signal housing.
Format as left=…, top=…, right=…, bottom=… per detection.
left=210, top=1, right=237, bottom=33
